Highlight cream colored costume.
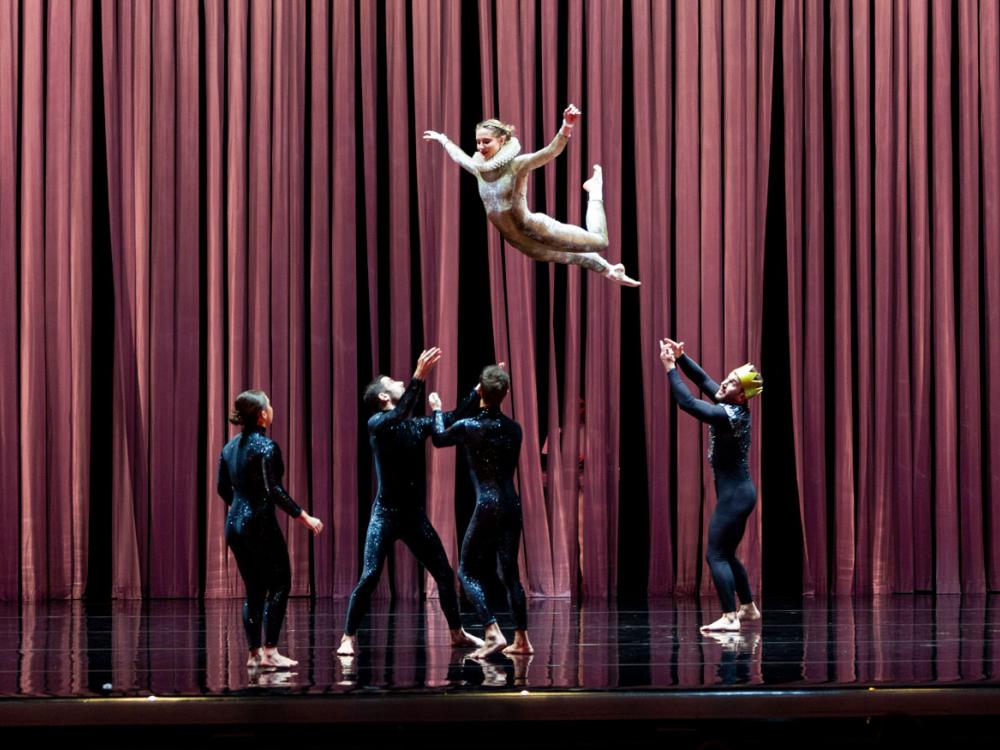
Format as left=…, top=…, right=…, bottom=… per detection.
left=435, top=133, right=615, bottom=275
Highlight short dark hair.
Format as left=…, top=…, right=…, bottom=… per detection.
left=229, top=390, right=268, bottom=428
left=363, top=375, right=390, bottom=413
left=479, top=365, right=510, bottom=406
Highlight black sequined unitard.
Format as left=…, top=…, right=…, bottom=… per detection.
left=668, top=354, right=756, bottom=613
left=344, top=379, right=477, bottom=636
left=431, top=406, right=527, bottom=631
left=217, top=427, right=303, bottom=650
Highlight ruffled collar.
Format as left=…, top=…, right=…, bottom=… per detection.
left=472, top=137, right=521, bottom=172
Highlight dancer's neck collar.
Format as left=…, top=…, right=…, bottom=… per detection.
left=473, top=137, right=521, bottom=172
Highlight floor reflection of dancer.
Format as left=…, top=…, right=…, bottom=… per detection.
left=337, top=348, right=483, bottom=656
left=429, top=365, right=534, bottom=658
left=659, top=338, right=764, bottom=633
left=217, top=390, right=324, bottom=669
left=423, top=104, right=640, bottom=287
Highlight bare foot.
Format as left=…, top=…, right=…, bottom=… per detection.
left=246, top=648, right=262, bottom=668
left=582, top=164, right=603, bottom=198
left=605, top=263, right=641, bottom=287
left=336, top=634, right=357, bottom=656
left=737, top=602, right=762, bottom=622
left=472, top=623, right=507, bottom=659
left=699, top=613, right=740, bottom=633
left=501, top=629, right=534, bottom=655
left=450, top=628, right=485, bottom=648
left=259, top=647, right=298, bottom=668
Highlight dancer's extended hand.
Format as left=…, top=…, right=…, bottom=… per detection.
left=428, top=392, right=442, bottom=411
left=414, top=347, right=443, bottom=379
left=562, top=104, right=581, bottom=126
left=423, top=130, right=446, bottom=143
left=663, top=337, right=685, bottom=358
left=659, top=339, right=676, bottom=372
left=298, top=512, right=324, bottom=536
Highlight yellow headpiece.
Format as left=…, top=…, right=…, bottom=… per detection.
left=734, top=363, right=763, bottom=400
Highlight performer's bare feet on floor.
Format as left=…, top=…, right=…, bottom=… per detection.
left=737, top=602, right=762, bottom=622
left=336, top=633, right=357, bottom=656
left=259, top=647, right=298, bottom=668
left=502, top=629, right=534, bottom=656
left=451, top=628, right=485, bottom=648
left=472, top=623, right=508, bottom=659
left=699, top=613, right=740, bottom=633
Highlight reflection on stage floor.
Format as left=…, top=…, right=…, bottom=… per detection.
left=2, top=594, right=1000, bottom=697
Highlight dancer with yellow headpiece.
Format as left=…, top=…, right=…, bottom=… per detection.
left=659, top=337, right=763, bottom=634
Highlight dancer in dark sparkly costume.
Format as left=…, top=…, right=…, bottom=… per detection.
left=423, top=104, right=640, bottom=287
left=337, top=348, right=483, bottom=656
left=429, top=365, right=534, bottom=658
left=218, top=390, right=324, bottom=668
left=659, top=338, right=764, bottom=633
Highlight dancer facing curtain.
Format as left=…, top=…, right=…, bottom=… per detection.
left=429, top=365, right=534, bottom=658
left=218, top=390, right=324, bottom=668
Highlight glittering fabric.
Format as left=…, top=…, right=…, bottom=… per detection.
left=432, top=406, right=527, bottom=631
left=438, top=133, right=613, bottom=274
left=343, top=379, right=478, bottom=635
left=668, top=355, right=757, bottom=613
left=217, top=427, right=302, bottom=649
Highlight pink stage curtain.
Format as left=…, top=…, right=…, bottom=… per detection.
left=100, top=0, right=201, bottom=598
left=1, top=0, right=93, bottom=600
left=636, top=0, right=775, bottom=598
left=412, top=0, right=464, bottom=599
left=781, top=0, right=998, bottom=594
left=2, top=0, right=1000, bottom=601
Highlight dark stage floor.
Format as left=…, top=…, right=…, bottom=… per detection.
left=2, top=595, right=1000, bottom=747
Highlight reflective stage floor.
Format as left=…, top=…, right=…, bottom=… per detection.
left=2, top=595, right=1000, bottom=747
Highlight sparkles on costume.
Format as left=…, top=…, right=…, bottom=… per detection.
left=217, top=427, right=301, bottom=652
left=343, top=378, right=477, bottom=636
left=431, top=404, right=527, bottom=632
left=667, top=355, right=762, bottom=614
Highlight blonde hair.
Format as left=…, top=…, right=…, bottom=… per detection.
left=476, top=118, right=516, bottom=141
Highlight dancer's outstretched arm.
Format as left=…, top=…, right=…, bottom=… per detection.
left=450, top=385, right=480, bottom=421
left=427, top=393, right=469, bottom=447
left=413, top=384, right=479, bottom=439
left=261, top=444, right=324, bottom=534
left=261, top=443, right=304, bottom=518
left=664, top=338, right=721, bottom=398
left=423, top=131, right=477, bottom=174
left=659, top=339, right=728, bottom=426
left=378, top=347, right=443, bottom=428
left=514, top=103, right=579, bottom=173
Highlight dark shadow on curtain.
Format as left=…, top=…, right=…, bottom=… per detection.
left=761, top=0, right=803, bottom=598
left=87, top=1, right=113, bottom=602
